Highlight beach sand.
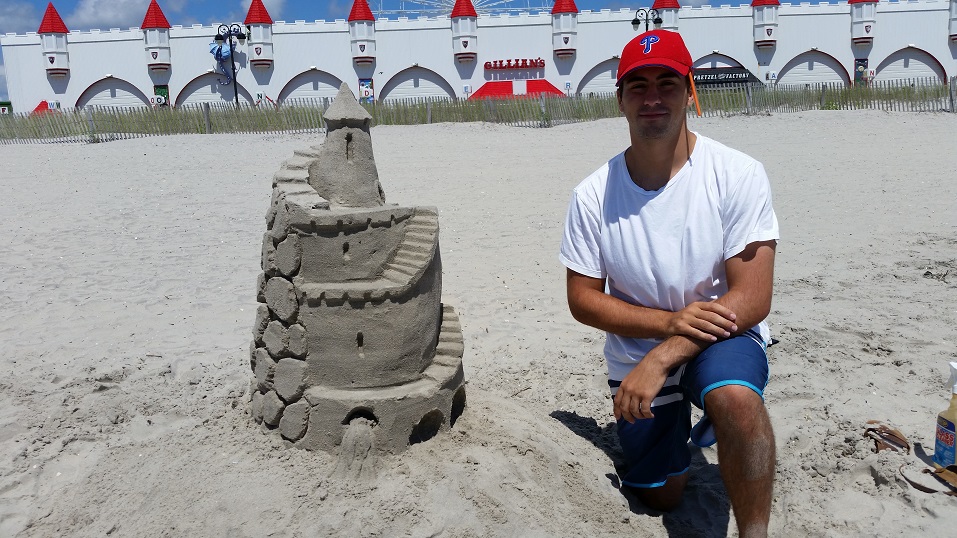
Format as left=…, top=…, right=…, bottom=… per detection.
left=1, top=110, right=955, bottom=536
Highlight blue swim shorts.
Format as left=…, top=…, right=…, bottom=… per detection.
left=608, top=329, right=769, bottom=489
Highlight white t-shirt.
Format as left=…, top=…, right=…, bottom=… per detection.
left=560, top=134, right=780, bottom=382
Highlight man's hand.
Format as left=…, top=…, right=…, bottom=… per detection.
left=667, top=301, right=738, bottom=342
left=614, top=351, right=670, bottom=423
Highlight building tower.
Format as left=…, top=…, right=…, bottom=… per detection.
left=38, top=2, right=69, bottom=78
left=652, top=0, right=680, bottom=32
left=849, top=0, right=878, bottom=45
left=142, top=0, right=172, bottom=73
left=949, top=0, right=957, bottom=42
left=752, top=0, right=780, bottom=49
left=551, top=0, right=578, bottom=59
left=451, top=0, right=478, bottom=63
left=349, top=0, right=376, bottom=66
left=245, top=0, right=275, bottom=68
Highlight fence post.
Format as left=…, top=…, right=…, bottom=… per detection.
left=203, top=102, right=212, bottom=134
left=539, top=94, right=547, bottom=127
left=85, top=107, right=100, bottom=143
left=427, top=101, right=432, bottom=124
left=950, top=76, right=956, bottom=113
left=819, top=84, right=826, bottom=109
left=745, top=84, right=753, bottom=115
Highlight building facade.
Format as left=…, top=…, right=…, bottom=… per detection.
left=1, top=0, right=955, bottom=111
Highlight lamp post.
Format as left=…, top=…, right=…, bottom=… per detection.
left=631, top=8, right=663, bottom=32
left=214, top=23, right=246, bottom=106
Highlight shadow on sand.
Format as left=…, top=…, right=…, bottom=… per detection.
left=550, top=409, right=732, bottom=537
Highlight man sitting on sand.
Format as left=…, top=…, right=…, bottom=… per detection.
left=559, top=30, right=779, bottom=537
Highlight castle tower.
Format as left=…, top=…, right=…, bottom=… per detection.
left=949, top=0, right=956, bottom=42
left=348, top=0, right=376, bottom=66
left=451, top=0, right=478, bottom=63
left=551, top=0, right=578, bottom=59
left=245, top=0, right=275, bottom=68
left=751, top=0, right=780, bottom=49
left=142, top=0, right=172, bottom=73
left=38, top=2, right=69, bottom=77
left=849, top=0, right=878, bottom=45
left=652, top=0, right=680, bottom=32
left=251, top=84, right=466, bottom=458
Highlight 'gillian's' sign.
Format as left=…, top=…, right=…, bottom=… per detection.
left=484, top=58, right=545, bottom=70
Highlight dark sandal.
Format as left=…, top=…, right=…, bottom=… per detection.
left=864, top=420, right=911, bottom=454
left=899, top=464, right=957, bottom=497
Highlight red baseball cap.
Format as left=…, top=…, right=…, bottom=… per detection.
left=616, top=30, right=693, bottom=86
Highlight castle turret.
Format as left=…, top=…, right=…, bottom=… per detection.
left=245, top=0, right=275, bottom=68
left=142, top=0, right=172, bottom=73
left=348, top=0, right=376, bottom=66
left=752, top=0, right=779, bottom=49
left=949, top=0, right=957, bottom=42
left=451, top=0, right=478, bottom=63
left=551, top=0, right=578, bottom=59
left=849, top=0, right=878, bottom=45
left=652, top=0, right=680, bottom=32
left=38, top=2, right=69, bottom=77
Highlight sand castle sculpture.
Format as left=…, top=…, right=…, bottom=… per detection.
left=249, top=83, right=466, bottom=456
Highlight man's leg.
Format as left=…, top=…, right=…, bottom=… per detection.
left=706, top=385, right=775, bottom=538
left=632, top=472, right=689, bottom=512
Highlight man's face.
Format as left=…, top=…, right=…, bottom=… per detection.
left=617, top=66, right=690, bottom=140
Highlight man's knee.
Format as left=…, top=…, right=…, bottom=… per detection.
left=705, top=384, right=763, bottom=416
left=632, top=473, right=689, bottom=512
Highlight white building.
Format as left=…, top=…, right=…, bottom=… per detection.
left=1, top=0, right=954, bottom=111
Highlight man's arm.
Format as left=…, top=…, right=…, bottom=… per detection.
left=606, top=239, right=777, bottom=423
left=567, top=272, right=739, bottom=342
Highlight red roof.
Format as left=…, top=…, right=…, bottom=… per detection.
left=526, top=80, right=565, bottom=96
left=245, top=0, right=274, bottom=25
left=38, top=3, right=69, bottom=34
left=451, top=0, right=478, bottom=18
left=652, top=0, right=681, bottom=9
left=470, top=80, right=566, bottom=99
left=551, top=0, right=578, bottom=14
left=848, top=0, right=877, bottom=3
left=348, top=0, right=375, bottom=22
left=750, top=0, right=780, bottom=6
left=141, top=0, right=171, bottom=29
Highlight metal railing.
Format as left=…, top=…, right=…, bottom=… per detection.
left=0, top=76, right=953, bottom=145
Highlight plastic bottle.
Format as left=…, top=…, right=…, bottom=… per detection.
left=932, top=361, right=957, bottom=469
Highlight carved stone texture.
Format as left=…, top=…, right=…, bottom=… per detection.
left=264, top=277, right=298, bottom=323
left=275, top=234, right=302, bottom=277
left=279, top=401, right=309, bottom=441
left=253, top=304, right=270, bottom=345
left=262, top=390, right=285, bottom=427
left=274, top=358, right=306, bottom=402
left=263, top=320, right=288, bottom=358
left=254, top=348, right=275, bottom=392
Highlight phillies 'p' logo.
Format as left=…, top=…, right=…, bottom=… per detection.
left=640, top=34, right=660, bottom=54
left=766, top=28, right=772, bottom=37
left=462, top=40, right=468, bottom=48
left=359, top=44, right=365, bottom=52
left=255, top=46, right=261, bottom=55
left=151, top=51, right=158, bottom=59
left=864, top=25, right=871, bottom=33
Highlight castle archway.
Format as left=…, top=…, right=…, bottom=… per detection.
left=777, top=50, right=850, bottom=86
left=175, top=73, right=253, bottom=106
left=75, top=77, right=150, bottom=108
left=379, top=67, right=455, bottom=101
left=278, top=69, right=343, bottom=104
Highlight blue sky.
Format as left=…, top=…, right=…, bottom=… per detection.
left=0, top=0, right=720, bottom=102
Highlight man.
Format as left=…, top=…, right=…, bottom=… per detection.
left=559, top=30, right=779, bottom=537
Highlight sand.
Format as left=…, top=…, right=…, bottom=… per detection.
left=0, top=110, right=955, bottom=537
